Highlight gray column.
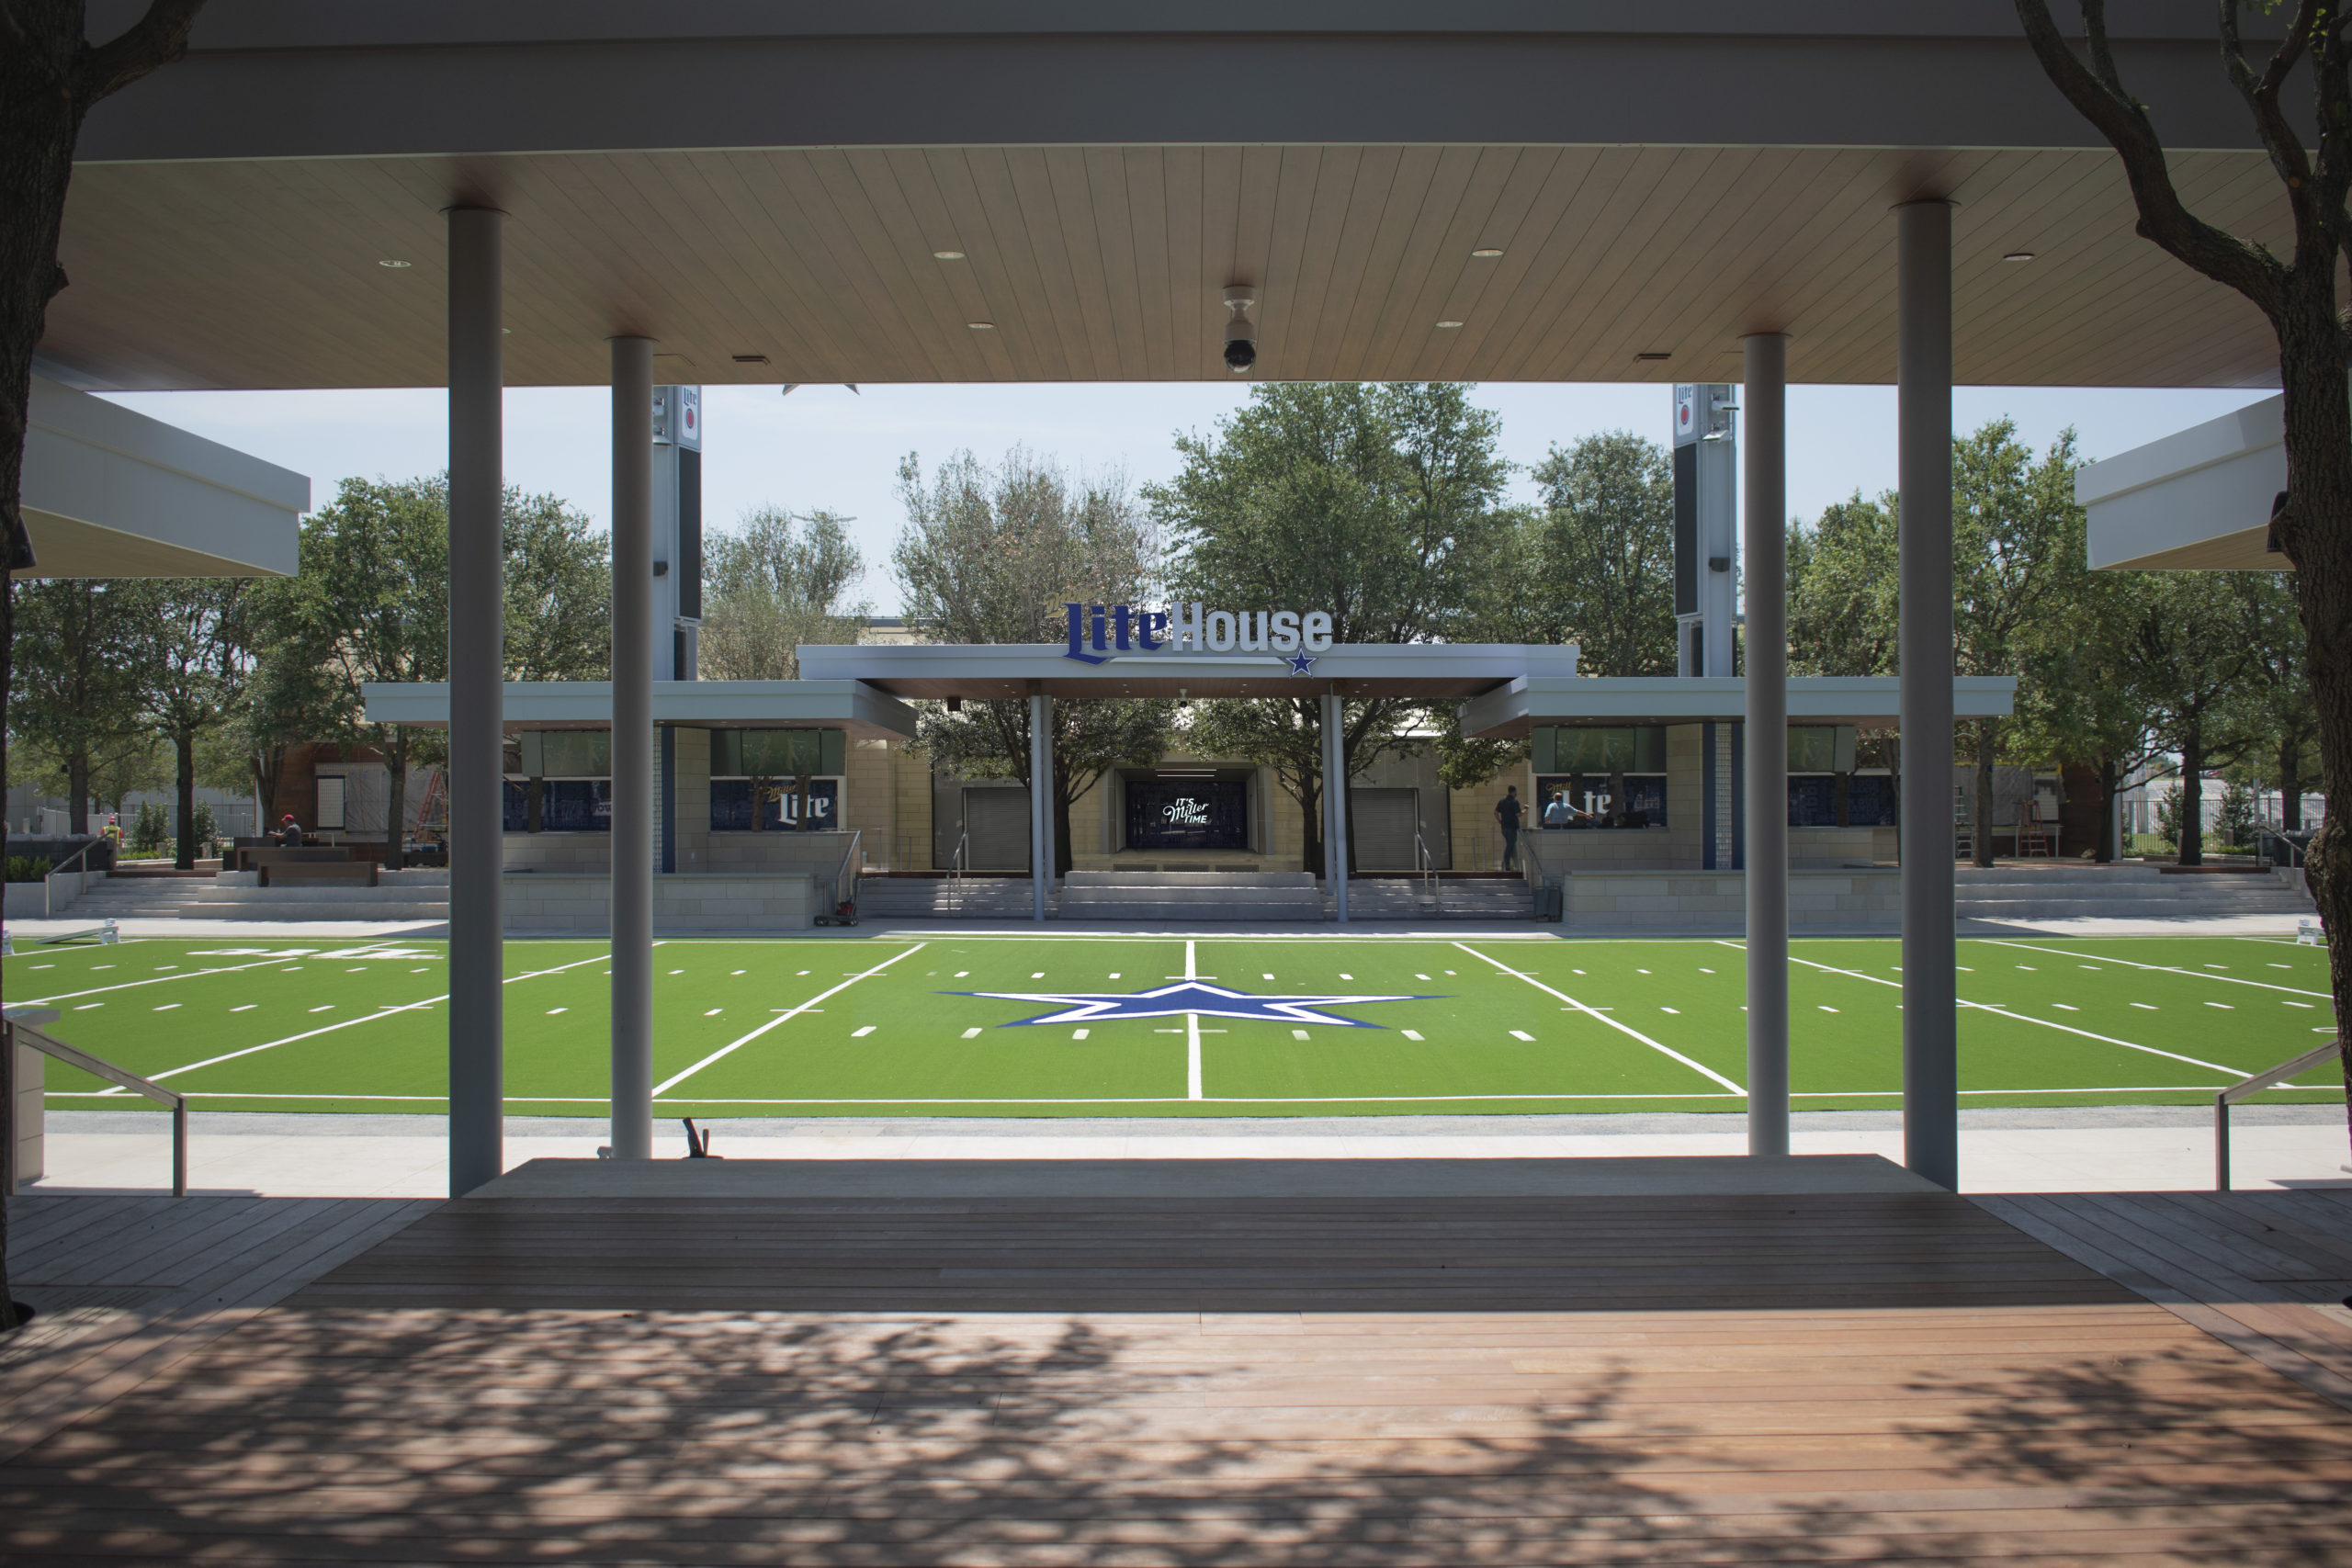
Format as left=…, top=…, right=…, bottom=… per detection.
left=1029, top=693, right=1049, bottom=922
left=446, top=207, right=504, bottom=1198
left=608, top=337, right=654, bottom=1161
left=1322, top=694, right=1350, bottom=921
left=1898, top=199, right=1959, bottom=1190
left=1742, top=332, right=1790, bottom=1157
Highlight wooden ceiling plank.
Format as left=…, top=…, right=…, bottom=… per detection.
left=727, top=152, right=933, bottom=382
left=1037, top=146, right=1125, bottom=380
left=1432, top=147, right=1560, bottom=381
left=1255, top=147, right=1329, bottom=381
left=810, top=149, right=985, bottom=382
left=1082, top=146, right=1152, bottom=382
left=951, top=147, right=1077, bottom=381
left=1492, top=145, right=1696, bottom=381
left=1436, top=146, right=1600, bottom=383
left=1161, top=146, right=1208, bottom=377
left=1120, top=148, right=1178, bottom=382
left=1287, top=144, right=1375, bottom=378
left=874, top=149, right=1016, bottom=375
left=1359, top=145, right=1506, bottom=379
left=1323, top=145, right=1442, bottom=382
left=690, top=152, right=875, bottom=379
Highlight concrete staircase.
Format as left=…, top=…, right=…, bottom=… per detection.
left=1057, top=870, right=1324, bottom=923
left=1346, top=876, right=1537, bottom=921
left=59, top=870, right=450, bottom=924
left=854, top=876, right=1039, bottom=921
left=1953, top=862, right=2314, bottom=924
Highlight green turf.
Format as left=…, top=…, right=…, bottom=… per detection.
left=7, top=931, right=2340, bottom=1118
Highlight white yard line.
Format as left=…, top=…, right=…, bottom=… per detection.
left=1980, top=938, right=2335, bottom=1000
left=18, top=952, right=339, bottom=1007
left=1453, top=941, right=1745, bottom=1094
left=1184, top=939, right=1204, bottom=1100
left=1739, top=941, right=2247, bottom=1079
left=651, top=942, right=927, bottom=1096
left=108, top=948, right=618, bottom=1090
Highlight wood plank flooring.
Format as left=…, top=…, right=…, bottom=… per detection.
left=1978, top=1188, right=2352, bottom=1416
left=5, top=1177, right=2348, bottom=1563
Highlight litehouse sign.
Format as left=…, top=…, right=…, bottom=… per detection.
left=1063, top=603, right=1334, bottom=672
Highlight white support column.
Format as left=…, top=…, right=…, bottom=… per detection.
left=1897, top=198, right=1959, bottom=1190
left=445, top=206, right=504, bottom=1198
left=608, top=336, right=654, bottom=1162
left=1742, top=332, right=1790, bottom=1158
left=1322, top=693, right=1350, bottom=922
left=1029, top=693, right=1050, bottom=922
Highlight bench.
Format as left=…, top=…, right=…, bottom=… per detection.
left=258, top=861, right=379, bottom=887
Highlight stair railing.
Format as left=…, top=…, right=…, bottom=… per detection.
left=5, top=1010, right=187, bottom=1196
left=831, top=829, right=863, bottom=915
left=947, top=828, right=969, bottom=884
left=1413, top=829, right=1439, bottom=905
left=2215, top=1036, right=2341, bottom=1190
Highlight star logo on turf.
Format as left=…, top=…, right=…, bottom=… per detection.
left=953, top=978, right=1434, bottom=1029
left=1285, top=649, right=1317, bottom=675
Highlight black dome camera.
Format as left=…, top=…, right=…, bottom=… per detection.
left=1223, top=336, right=1257, bottom=374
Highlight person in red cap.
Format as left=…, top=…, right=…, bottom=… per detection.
left=277, top=814, right=305, bottom=848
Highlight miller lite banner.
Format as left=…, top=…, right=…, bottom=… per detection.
left=1064, top=602, right=1335, bottom=674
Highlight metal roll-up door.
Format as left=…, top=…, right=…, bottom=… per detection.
left=962, top=787, right=1033, bottom=870
left=1349, top=787, right=1419, bottom=869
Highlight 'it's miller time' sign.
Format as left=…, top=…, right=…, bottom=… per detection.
left=1064, top=603, right=1333, bottom=674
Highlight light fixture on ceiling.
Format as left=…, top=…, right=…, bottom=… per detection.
left=731, top=353, right=771, bottom=365
left=378, top=259, right=412, bottom=268
left=933, top=249, right=967, bottom=260
left=1471, top=247, right=1503, bottom=258
left=1435, top=320, right=1464, bottom=330
left=2004, top=251, right=2037, bottom=262
left=967, top=321, right=995, bottom=330
left=1634, top=351, right=1671, bottom=362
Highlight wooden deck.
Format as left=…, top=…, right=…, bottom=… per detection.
left=2, top=1162, right=2348, bottom=1563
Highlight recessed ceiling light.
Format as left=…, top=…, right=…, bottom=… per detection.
left=967, top=321, right=995, bottom=330
left=1634, top=351, right=1672, bottom=362
left=731, top=353, right=771, bottom=365
left=1435, top=321, right=1464, bottom=330
left=2004, top=251, right=2036, bottom=262
left=1470, top=248, right=1503, bottom=258
left=378, top=259, right=412, bottom=268
left=933, top=249, right=967, bottom=260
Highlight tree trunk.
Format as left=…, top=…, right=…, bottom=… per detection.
left=2279, top=732, right=2305, bottom=833
left=2177, top=728, right=2204, bottom=867
left=66, top=750, right=88, bottom=836
left=1296, top=778, right=1322, bottom=877
left=383, top=729, right=408, bottom=873
left=1052, top=781, right=1075, bottom=880
left=1973, top=719, right=1997, bottom=867
left=174, top=726, right=197, bottom=869
left=2097, top=757, right=2120, bottom=863
left=525, top=776, right=542, bottom=833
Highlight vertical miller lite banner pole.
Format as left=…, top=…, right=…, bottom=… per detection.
left=1671, top=384, right=1737, bottom=678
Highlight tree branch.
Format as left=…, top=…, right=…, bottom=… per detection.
left=2015, top=0, right=2289, bottom=311
left=80, top=0, right=205, bottom=106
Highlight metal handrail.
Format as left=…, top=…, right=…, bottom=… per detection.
left=947, top=828, right=969, bottom=884
left=6, top=1013, right=187, bottom=1196
left=831, top=829, right=863, bottom=913
left=2215, top=1037, right=2340, bottom=1190
left=1412, top=829, right=1439, bottom=904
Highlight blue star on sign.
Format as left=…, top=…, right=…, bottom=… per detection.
left=1286, top=649, right=1317, bottom=675
left=954, top=978, right=1433, bottom=1029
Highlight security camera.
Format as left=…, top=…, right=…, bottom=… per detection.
left=1223, top=285, right=1257, bottom=374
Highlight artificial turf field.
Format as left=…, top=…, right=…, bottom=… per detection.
left=9, top=931, right=2343, bottom=1119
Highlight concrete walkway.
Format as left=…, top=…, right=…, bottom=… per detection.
left=27, top=1105, right=2348, bottom=1199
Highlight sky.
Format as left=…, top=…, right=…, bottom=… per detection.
left=102, top=380, right=2273, bottom=615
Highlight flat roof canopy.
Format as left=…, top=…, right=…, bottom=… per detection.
left=2075, top=394, right=2290, bottom=570
left=44, top=6, right=2295, bottom=392
left=362, top=680, right=918, bottom=741
left=1460, top=675, right=2018, bottom=738
left=795, top=642, right=1579, bottom=701
left=18, top=374, right=303, bottom=578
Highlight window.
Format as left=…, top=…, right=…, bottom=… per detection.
left=503, top=779, right=611, bottom=832
left=1535, top=774, right=1666, bottom=828
left=710, top=777, right=840, bottom=832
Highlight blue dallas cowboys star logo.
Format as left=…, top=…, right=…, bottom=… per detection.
left=1285, top=649, right=1317, bottom=675
left=954, top=978, right=1432, bottom=1029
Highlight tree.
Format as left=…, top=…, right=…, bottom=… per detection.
left=699, top=506, right=869, bottom=681
left=11, top=579, right=145, bottom=833
left=1, top=0, right=210, bottom=1337
left=893, top=447, right=1175, bottom=874
left=130, top=579, right=245, bottom=868
left=2230, top=570, right=2323, bottom=834
left=501, top=490, right=615, bottom=682
left=2013, top=0, right=2352, bottom=1183
left=1952, top=422, right=2078, bottom=865
left=1148, top=384, right=1512, bottom=871
left=1503, top=432, right=1677, bottom=675
left=2125, top=573, right=2263, bottom=865
left=1788, top=493, right=1901, bottom=677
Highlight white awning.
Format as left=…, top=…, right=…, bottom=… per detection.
left=17, top=373, right=305, bottom=578
left=1459, top=675, right=2018, bottom=739
left=2075, top=395, right=2289, bottom=571
left=362, top=680, right=919, bottom=740
left=795, top=641, right=1580, bottom=700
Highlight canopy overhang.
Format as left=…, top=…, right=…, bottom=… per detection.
left=1459, top=675, right=2018, bottom=739
left=362, top=680, right=919, bottom=741
left=793, top=642, right=1580, bottom=701
left=2075, top=393, right=2291, bottom=571
left=17, top=373, right=304, bottom=578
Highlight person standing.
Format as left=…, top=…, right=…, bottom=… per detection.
left=1495, top=784, right=1523, bottom=871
